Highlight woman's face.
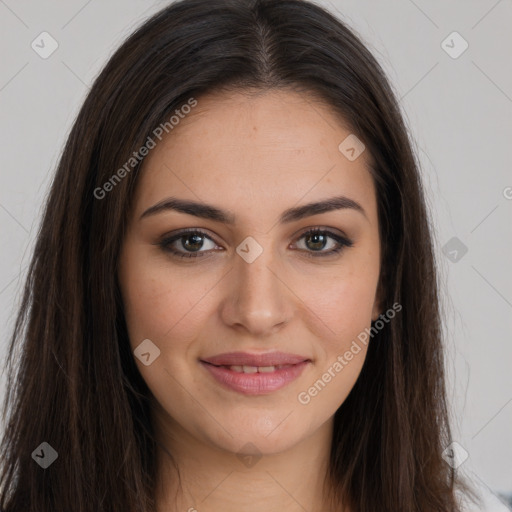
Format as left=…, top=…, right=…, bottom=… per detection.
left=118, top=89, right=381, bottom=457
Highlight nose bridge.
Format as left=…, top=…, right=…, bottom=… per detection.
left=221, top=237, right=292, bottom=335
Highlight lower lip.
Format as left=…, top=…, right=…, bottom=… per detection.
left=200, top=361, right=310, bottom=395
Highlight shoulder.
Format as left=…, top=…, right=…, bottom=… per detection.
left=456, top=484, right=511, bottom=512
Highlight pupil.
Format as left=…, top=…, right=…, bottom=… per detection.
left=307, top=233, right=326, bottom=250
left=183, top=234, right=203, bottom=251
left=181, top=233, right=328, bottom=252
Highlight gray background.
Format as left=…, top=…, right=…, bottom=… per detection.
left=0, top=0, right=511, bottom=509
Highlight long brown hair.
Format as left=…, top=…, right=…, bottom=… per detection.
left=0, top=0, right=481, bottom=510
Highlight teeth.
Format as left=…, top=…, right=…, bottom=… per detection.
left=258, top=366, right=276, bottom=373
left=223, top=364, right=292, bottom=373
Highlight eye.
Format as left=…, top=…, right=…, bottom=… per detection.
left=158, top=229, right=220, bottom=259
left=157, top=227, right=353, bottom=261
left=292, top=228, right=353, bottom=258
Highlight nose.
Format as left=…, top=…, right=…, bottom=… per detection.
left=219, top=242, right=294, bottom=337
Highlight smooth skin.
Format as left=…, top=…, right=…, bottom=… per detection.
left=118, top=89, right=382, bottom=512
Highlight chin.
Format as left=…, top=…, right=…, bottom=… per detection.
left=200, top=419, right=307, bottom=457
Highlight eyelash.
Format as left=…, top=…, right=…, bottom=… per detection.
left=157, top=227, right=354, bottom=260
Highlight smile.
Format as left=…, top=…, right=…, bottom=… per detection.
left=200, top=360, right=310, bottom=395
left=214, top=364, right=295, bottom=373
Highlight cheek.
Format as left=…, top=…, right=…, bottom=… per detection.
left=119, top=248, right=214, bottom=350
left=294, top=274, right=375, bottom=412
left=306, top=279, right=373, bottom=328
left=298, top=261, right=379, bottom=347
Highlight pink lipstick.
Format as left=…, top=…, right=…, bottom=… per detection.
left=199, top=351, right=311, bottom=395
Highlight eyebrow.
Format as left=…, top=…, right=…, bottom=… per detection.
left=139, top=195, right=367, bottom=223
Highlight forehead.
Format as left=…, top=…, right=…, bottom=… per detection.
left=132, top=89, right=377, bottom=225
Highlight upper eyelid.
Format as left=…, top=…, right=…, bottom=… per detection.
left=161, top=227, right=350, bottom=249
left=161, top=228, right=217, bottom=245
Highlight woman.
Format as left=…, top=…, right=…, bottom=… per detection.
left=0, top=0, right=482, bottom=510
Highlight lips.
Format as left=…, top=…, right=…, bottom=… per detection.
left=199, top=351, right=311, bottom=395
left=200, top=351, right=310, bottom=367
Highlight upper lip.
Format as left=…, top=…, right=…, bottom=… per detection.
left=201, top=351, right=310, bottom=367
